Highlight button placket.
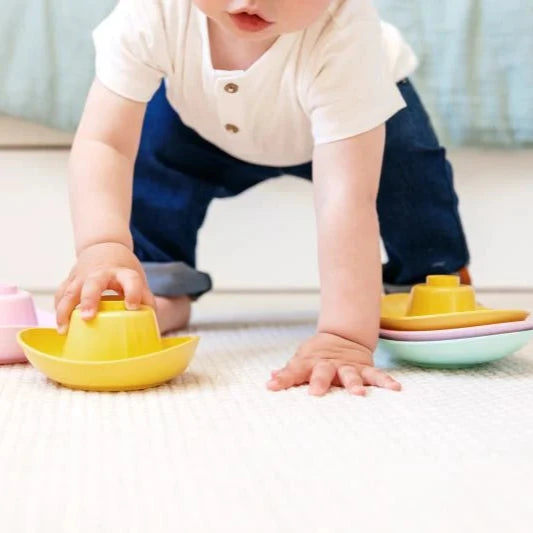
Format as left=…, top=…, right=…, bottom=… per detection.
left=215, top=78, right=246, bottom=138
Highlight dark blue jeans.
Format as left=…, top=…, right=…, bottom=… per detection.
left=132, top=80, right=469, bottom=298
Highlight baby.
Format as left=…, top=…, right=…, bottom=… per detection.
left=55, top=0, right=470, bottom=395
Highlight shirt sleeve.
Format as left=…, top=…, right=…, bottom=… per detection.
left=302, top=12, right=407, bottom=145
left=92, top=0, right=172, bottom=102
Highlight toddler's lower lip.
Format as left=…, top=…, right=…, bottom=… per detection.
left=229, top=13, right=273, bottom=32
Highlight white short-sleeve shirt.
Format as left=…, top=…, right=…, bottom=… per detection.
left=93, top=0, right=418, bottom=166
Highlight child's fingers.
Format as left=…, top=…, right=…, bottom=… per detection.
left=308, top=361, right=337, bottom=396
left=79, top=271, right=113, bottom=320
left=54, top=278, right=70, bottom=309
left=141, top=285, right=156, bottom=309
left=338, top=366, right=366, bottom=396
left=267, top=368, right=295, bottom=391
left=361, top=367, right=402, bottom=391
left=115, top=270, right=144, bottom=311
left=267, top=364, right=308, bottom=391
left=56, top=280, right=83, bottom=334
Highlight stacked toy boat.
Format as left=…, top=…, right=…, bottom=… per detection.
left=379, top=275, right=533, bottom=367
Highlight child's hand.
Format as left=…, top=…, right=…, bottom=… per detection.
left=55, top=242, right=155, bottom=334
left=267, top=332, right=401, bottom=396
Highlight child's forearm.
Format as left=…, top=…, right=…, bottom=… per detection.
left=313, top=125, right=385, bottom=351
left=69, top=138, right=135, bottom=255
left=68, top=80, right=146, bottom=256
left=316, top=201, right=381, bottom=350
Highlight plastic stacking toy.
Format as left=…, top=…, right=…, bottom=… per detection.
left=379, top=330, right=533, bottom=368
left=17, top=297, right=199, bottom=391
left=381, top=275, right=529, bottom=331
left=379, top=275, right=532, bottom=367
left=0, top=284, right=55, bottom=364
left=380, top=320, right=533, bottom=342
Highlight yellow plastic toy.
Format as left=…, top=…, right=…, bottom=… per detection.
left=17, top=297, right=199, bottom=391
left=381, top=275, right=529, bottom=331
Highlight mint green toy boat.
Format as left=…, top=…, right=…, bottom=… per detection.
left=379, top=330, right=533, bottom=368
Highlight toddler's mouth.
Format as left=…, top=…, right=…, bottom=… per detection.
left=229, top=11, right=273, bottom=32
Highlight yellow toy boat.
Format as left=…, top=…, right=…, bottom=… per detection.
left=17, top=297, right=199, bottom=391
left=381, top=276, right=529, bottom=331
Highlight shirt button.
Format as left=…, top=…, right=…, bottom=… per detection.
left=225, top=124, right=239, bottom=134
left=224, top=83, right=239, bottom=94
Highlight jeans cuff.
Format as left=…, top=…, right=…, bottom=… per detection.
left=143, top=262, right=212, bottom=299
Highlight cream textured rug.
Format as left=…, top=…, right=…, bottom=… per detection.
left=1, top=308, right=533, bottom=532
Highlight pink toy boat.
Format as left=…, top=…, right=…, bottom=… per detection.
left=380, top=319, right=533, bottom=342
left=0, top=284, right=55, bottom=364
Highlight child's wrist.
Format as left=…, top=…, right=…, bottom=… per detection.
left=76, top=238, right=133, bottom=257
left=317, top=311, right=378, bottom=352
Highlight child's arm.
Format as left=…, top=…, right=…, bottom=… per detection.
left=267, top=125, right=401, bottom=395
left=55, top=79, right=154, bottom=333
left=314, top=125, right=384, bottom=349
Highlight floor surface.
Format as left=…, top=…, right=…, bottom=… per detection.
left=1, top=292, right=533, bottom=532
